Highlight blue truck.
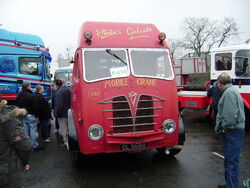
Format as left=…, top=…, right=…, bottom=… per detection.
left=0, top=29, right=52, bottom=103
left=54, top=66, right=73, bottom=87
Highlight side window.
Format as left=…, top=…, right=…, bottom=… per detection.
left=19, top=57, right=40, bottom=75
left=235, top=50, right=250, bottom=77
left=215, top=53, right=232, bottom=71
left=0, top=56, right=16, bottom=73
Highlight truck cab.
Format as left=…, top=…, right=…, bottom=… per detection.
left=68, top=22, right=185, bottom=165
left=210, top=43, right=250, bottom=112
left=0, top=29, right=52, bottom=102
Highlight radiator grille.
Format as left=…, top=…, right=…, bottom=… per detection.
left=100, top=95, right=163, bottom=134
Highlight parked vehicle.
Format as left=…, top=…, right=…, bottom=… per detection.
left=0, top=29, right=52, bottom=103
left=68, top=22, right=185, bottom=165
left=54, top=66, right=73, bottom=86
left=177, top=43, right=250, bottom=121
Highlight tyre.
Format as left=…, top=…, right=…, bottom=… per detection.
left=156, top=145, right=183, bottom=156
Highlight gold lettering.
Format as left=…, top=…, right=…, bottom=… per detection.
left=104, top=79, right=128, bottom=88
left=127, top=27, right=153, bottom=40
left=96, top=29, right=122, bottom=40
left=136, top=78, right=156, bottom=86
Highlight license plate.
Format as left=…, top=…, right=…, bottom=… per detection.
left=185, top=101, right=197, bottom=107
left=120, top=143, right=147, bottom=151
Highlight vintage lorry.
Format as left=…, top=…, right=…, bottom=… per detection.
left=67, top=22, right=185, bottom=165
left=0, top=29, right=52, bottom=102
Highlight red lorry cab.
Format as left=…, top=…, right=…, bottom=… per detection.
left=68, top=22, right=185, bottom=164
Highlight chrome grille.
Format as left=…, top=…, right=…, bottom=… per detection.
left=100, top=95, right=163, bottom=134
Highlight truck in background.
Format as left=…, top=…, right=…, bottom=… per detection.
left=0, top=29, right=52, bottom=103
left=68, top=22, right=185, bottom=165
left=177, top=42, right=250, bottom=123
left=54, top=66, right=73, bottom=86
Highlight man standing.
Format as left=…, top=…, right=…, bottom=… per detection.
left=207, top=81, right=220, bottom=119
left=16, top=82, right=44, bottom=150
left=215, top=73, right=245, bottom=188
left=0, top=94, right=33, bottom=188
left=35, top=85, right=52, bottom=143
left=53, top=80, right=71, bottom=147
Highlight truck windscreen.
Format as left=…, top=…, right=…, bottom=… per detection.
left=130, top=50, right=174, bottom=80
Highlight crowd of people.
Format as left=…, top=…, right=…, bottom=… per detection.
left=0, top=73, right=246, bottom=188
left=0, top=79, right=70, bottom=187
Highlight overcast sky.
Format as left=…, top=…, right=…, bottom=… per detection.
left=1, top=0, right=250, bottom=61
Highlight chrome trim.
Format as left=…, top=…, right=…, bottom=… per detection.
left=99, top=100, right=128, bottom=104
left=135, top=115, right=159, bottom=118
left=100, top=94, right=165, bottom=134
left=103, top=109, right=131, bottom=112
left=107, top=116, right=133, bottom=120
left=137, top=107, right=162, bottom=110
left=112, top=130, right=155, bottom=135
left=111, top=123, right=156, bottom=128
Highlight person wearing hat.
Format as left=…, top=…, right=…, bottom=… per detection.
left=53, top=80, right=71, bottom=147
left=0, top=93, right=33, bottom=187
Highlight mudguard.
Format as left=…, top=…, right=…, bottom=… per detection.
left=67, top=109, right=80, bottom=152
left=178, top=113, right=185, bottom=145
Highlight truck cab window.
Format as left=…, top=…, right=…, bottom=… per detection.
left=215, top=53, right=232, bottom=71
left=84, top=50, right=128, bottom=82
left=19, top=57, right=40, bottom=75
left=235, top=50, right=250, bottom=77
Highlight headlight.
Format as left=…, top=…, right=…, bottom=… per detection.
left=162, top=119, right=176, bottom=134
left=88, top=124, right=104, bottom=141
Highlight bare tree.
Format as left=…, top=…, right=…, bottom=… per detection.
left=217, top=17, right=239, bottom=47
left=180, top=17, right=239, bottom=57
left=167, top=38, right=182, bottom=58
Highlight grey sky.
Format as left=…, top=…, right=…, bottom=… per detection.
left=1, top=0, right=249, bottom=61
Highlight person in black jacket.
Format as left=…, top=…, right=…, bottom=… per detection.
left=207, top=81, right=220, bottom=119
left=16, top=82, right=44, bottom=150
left=35, top=85, right=52, bottom=143
left=0, top=94, right=33, bottom=188
left=53, top=80, right=71, bottom=147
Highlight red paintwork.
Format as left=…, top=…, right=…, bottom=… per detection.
left=77, top=22, right=169, bottom=49
left=71, top=22, right=178, bottom=155
left=178, top=95, right=209, bottom=109
left=241, top=93, right=250, bottom=109
left=2, top=93, right=17, bottom=100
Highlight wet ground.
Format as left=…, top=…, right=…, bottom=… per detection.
left=25, top=109, right=250, bottom=188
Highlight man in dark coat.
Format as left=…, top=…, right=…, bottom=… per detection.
left=0, top=96, right=33, bottom=188
left=53, top=80, right=71, bottom=147
left=35, top=85, right=52, bottom=142
left=16, top=82, right=43, bottom=150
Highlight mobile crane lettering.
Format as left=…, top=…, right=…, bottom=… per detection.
left=104, top=78, right=156, bottom=88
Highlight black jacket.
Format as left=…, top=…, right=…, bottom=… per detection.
left=53, top=86, right=71, bottom=118
left=35, top=92, right=52, bottom=120
left=0, top=100, right=33, bottom=187
left=16, top=88, right=39, bottom=117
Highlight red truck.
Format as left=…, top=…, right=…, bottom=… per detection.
left=67, top=22, right=185, bottom=165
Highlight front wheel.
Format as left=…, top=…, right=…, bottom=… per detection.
left=156, top=146, right=183, bottom=156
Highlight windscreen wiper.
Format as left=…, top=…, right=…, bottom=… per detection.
left=106, top=49, right=127, bottom=65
